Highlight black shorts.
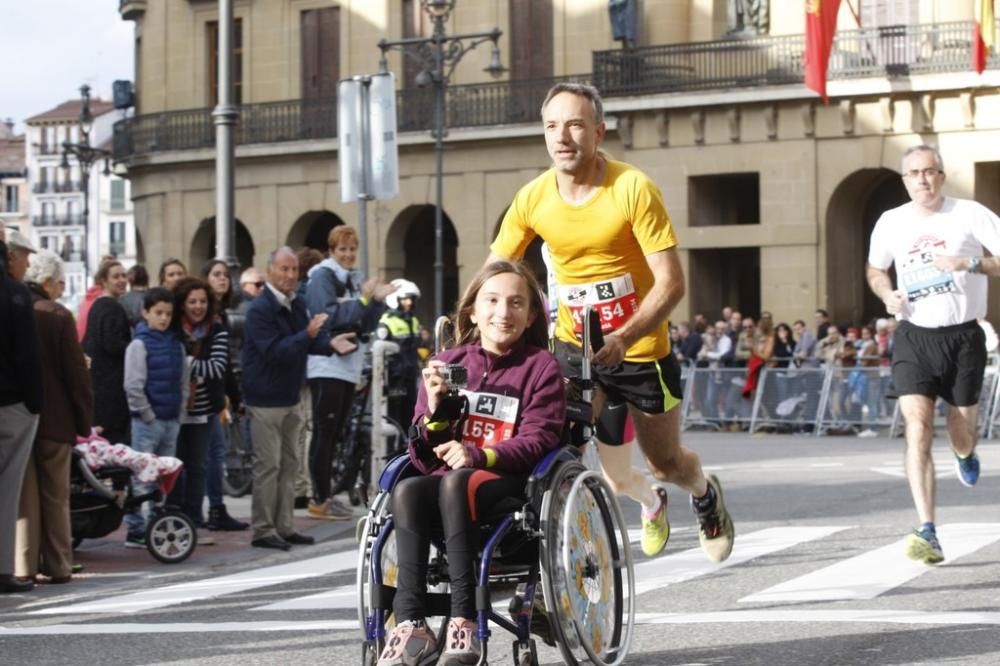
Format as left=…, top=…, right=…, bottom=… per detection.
left=553, top=339, right=683, bottom=446
left=888, top=319, right=986, bottom=407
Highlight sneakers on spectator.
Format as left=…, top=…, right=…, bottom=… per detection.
left=857, top=429, right=879, bottom=438
left=692, top=474, right=735, bottom=563
left=640, top=487, right=670, bottom=557
left=307, top=498, right=353, bottom=521
left=438, top=617, right=481, bottom=665
left=905, top=527, right=944, bottom=564
left=376, top=619, right=439, bottom=666
left=954, top=451, right=980, bottom=487
left=124, top=534, right=146, bottom=549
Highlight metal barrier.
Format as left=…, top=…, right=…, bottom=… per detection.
left=680, top=355, right=1000, bottom=438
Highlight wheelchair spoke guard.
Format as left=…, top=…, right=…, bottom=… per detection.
left=540, top=466, right=634, bottom=666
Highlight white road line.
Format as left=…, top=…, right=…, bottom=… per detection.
left=30, top=550, right=358, bottom=615
left=631, top=526, right=849, bottom=596
left=7, top=609, right=1000, bottom=636
left=741, top=523, right=1000, bottom=603
left=0, top=621, right=357, bottom=635
left=255, top=585, right=356, bottom=611
left=636, top=610, right=1000, bottom=625
left=870, top=466, right=952, bottom=479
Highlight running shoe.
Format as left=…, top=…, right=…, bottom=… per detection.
left=376, top=619, right=439, bottom=666
left=955, top=451, right=980, bottom=487
left=692, top=474, right=735, bottom=563
left=437, top=617, right=481, bottom=666
left=905, top=528, right=944, bottom=564
left=641, top=487, right=670, bottom=557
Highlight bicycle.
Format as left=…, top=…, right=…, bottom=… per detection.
left=223, top=409, right=255, bottom=498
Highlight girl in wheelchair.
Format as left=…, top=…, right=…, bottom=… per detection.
left=377, top=260, right=566, bottom=666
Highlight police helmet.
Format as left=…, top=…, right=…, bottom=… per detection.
left=386, top=278, right=421, bottom=310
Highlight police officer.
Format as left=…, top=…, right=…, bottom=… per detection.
left=377, top=279, right=422, bottom=439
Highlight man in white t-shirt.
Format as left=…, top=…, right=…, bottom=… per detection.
left=866, top=144, right=1000, bottom=565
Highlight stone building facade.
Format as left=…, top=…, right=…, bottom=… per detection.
left=115, top=0, right=1000, bottom=327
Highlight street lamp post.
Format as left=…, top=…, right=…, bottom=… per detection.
left=378, top=0, right=505, bottom=318
left=61, top=84, right=112, bottom=284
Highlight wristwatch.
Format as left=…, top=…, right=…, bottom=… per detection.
left=969, top=256, right=982, bottom=274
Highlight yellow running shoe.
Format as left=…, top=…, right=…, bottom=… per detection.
left=905, top=529, right=944, bottom=565
left=641, top=487, right=670, bottom=557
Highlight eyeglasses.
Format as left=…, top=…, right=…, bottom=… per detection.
left=242, top=281, right=265, bottom=289
left=903, top=168, right=942, bottom=179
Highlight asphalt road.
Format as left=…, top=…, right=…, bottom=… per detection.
left=2, top=432, right=999, bottom=666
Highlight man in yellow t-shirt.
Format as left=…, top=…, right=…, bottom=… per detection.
left=488, top=83, right=734, bottom=563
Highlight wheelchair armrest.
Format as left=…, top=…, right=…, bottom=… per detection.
left=378, top=452, right=420, bottom=492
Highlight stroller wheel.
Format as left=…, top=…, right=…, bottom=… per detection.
left=146, top=510, right=197, bottom=564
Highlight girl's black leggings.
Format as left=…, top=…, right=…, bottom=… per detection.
left=391, top=469, right=526, bottom=621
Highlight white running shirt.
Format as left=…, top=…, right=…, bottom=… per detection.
left=868, top=197, right=1000, bottom=327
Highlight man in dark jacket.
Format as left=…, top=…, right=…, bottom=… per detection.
left=0, top=229, right=43, bottom=593
left=241, top=247, right=354, bottom=550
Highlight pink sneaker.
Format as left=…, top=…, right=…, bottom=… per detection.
left=376, top=619, right=439, bottom=666
left=437, top=617, right=481, bottom=665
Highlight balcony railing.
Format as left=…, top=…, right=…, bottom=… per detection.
left=32, top=214, right=84, bottom=227
left=55, top=181, right=82, bottom=193
left=34, top=143, right=62, bottom=155
left=593, top=19, right=1000, bottom=96
left=32, top=182, right=55, bottom=194
left=113, top=75, right=590, bottom=161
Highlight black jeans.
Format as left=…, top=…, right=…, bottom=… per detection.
left=167, top=421, right=212, bottom=525
left=391, top=469, right=526, bottom=621
left=308, top=377, right=354, bottom=502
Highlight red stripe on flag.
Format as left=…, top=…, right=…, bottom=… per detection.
left=804, top=0, right=843, bottom=103
left=974, top=24, right=988, bottom=74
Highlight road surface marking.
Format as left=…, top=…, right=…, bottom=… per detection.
left=30, top=550, right=358, bottom=615
left=635, top=609, right=1000, bottom=625
left=741, top=523, right=1000, bottom=602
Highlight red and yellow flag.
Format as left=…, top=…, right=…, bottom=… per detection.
left=804, top=0, right=843, bottom=103
left=974, top=0, right=996, bottom=74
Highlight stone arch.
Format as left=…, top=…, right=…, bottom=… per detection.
left=189, top=218, right=256, bottom=272
left=825, top=168, right=908, bottom=327
left=286, top=210, right=347, bottom=252
left=385, top=205, right=459, bottom=323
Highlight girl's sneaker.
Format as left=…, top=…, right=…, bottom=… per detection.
left=377, top=619, right=439, bottom=666
left=437, top=617, right=481, bottom=665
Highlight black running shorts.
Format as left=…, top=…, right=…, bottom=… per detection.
left=553, top=339, right=684, bottom=445
left=888, top=319, right=986, bottom=407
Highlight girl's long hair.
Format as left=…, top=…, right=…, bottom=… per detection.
left=453, top=260, right=548, bottom=350
left=171, top=276, right=216, bottom=329
left=200, top=259, right=233, bottom=310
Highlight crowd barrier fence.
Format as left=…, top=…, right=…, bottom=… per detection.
left=678, top=355, right=1000, bottom=438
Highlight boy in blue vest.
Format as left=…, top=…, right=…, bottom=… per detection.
left=123, top=287, right=190, bottom=548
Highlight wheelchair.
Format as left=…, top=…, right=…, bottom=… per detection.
left=356, top=311, right=635, bottom=666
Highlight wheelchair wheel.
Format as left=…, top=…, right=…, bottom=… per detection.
left=539, top=464, right=634, bottom=666
left=357, top=490, right=398, bottom=634
left=146, top=510, right=197, bottom=564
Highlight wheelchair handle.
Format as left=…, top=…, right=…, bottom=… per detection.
left=433, top=315, right=452, bottom=354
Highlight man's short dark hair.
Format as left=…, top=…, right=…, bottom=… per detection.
left=143, top=286, right=173, bottom=311
left=128, top=264, right=149, bottom=288
left=816, top=309, right=829, bottom=318
left=794, top=319, right=807, bottom=328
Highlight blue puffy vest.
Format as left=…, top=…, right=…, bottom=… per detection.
left=134, top=323, right=184, bottom=420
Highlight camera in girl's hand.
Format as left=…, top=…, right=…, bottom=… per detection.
left=439, top=363, right=468, bottom=391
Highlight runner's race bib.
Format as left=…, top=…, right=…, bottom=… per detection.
left=558, top=274, right=639, bottom=334
left=898, top=237, right=957, bottom=303
left=459, top=390, right=520, bottom=449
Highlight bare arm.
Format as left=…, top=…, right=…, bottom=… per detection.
left=484, top=250, right=513, bottom=268
left=593, top=247, right=684, bottom=367
left=932, top=254, right=1000, bottom=277
left=865, top=263, right=906, bottom=315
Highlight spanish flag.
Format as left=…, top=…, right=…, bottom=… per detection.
left=804, top=0, right=842, bottom=103
left=974, top=0, right=995, bottom=74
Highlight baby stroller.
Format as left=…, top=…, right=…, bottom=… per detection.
left=70, top=442, right=198, bottom=564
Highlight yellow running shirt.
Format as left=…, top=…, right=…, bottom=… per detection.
left=492, top=159, right=678, bottom=362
